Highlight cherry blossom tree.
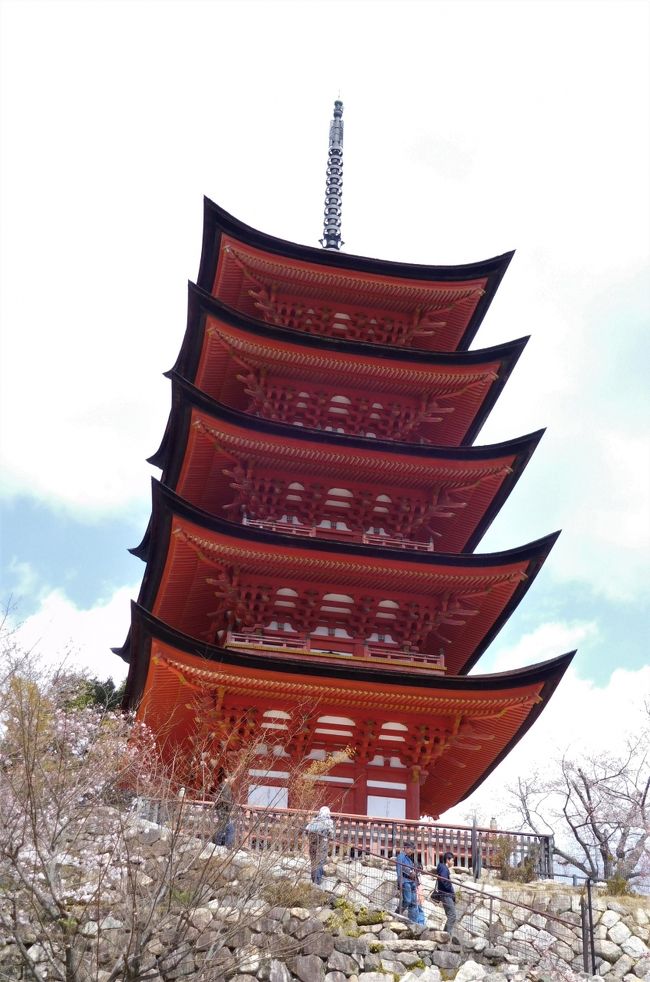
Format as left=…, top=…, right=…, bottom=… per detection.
left=509, top=714, right=649, bottom=890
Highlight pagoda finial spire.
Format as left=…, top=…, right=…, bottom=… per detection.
left=320, top=99, right=344, bottom=251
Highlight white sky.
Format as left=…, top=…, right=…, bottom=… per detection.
left=1, top=0, right=648, bottom=822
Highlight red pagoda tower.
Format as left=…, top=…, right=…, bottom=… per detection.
left=118, top=102, right=573, bottom=820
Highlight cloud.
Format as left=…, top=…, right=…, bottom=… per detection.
left=485, top=620, right=598, bottom=674
left=445, top=621, right=650, bottom=825
left=9, top=584, right=136, bottom=683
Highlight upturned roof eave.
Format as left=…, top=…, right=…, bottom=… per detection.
left=155, top=370, right=545, bottom=478
left=120, top=600, right=574, bottom=711
left=196, top=198, right=514, bottom=350
left=138, top=476, right=560, bottom=572
left=174, top=281, right=529, bottom=378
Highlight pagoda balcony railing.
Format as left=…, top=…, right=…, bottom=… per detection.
left=242, top=516, right=435, bottom=553
left=224, top=630, right=445, bottom=672
left=135, top=799, right=554, bottom=879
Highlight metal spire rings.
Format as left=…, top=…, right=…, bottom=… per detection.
left=320, top=99, right=344, bottom=250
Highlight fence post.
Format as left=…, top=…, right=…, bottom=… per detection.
left=580, top=895, right=588, bottom=971
left=586, top=878, right=596, bottom=974
left=488, top=895, right=494, bottom=943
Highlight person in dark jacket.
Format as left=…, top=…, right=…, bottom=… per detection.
left=396, top=841, right=419, bottom=921
left=435, top=851, right=457, bottom=935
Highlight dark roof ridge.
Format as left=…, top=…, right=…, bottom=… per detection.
left=150, top=369, right=545, bottom=467
left=199, top=196, right=516, bottom=281
left=118, top=600, right=574, bottom=697
left=132, top=476, right=560, bottom=569
left=179, top=280, right=530, bottom=369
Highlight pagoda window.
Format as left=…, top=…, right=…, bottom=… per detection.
left=249, top=768, right=291, bottom=780
left=368, top=780, right=407, bottom=791
left=390, top=757, right=406, bottom=768
left=264, top=710, right=291, bottom=719
left=318, top=715, right=355, bottom=726
left=382, top=722, right=408, bottom=731
left=378, top=734, right=406, bottom=743
left=369, top=755, right=385, bottom=766
left=315, top=727, right=354, bottom=737
left=307, top=749, right=327, bottom=761
left=365, top=432, right=377, bottom=438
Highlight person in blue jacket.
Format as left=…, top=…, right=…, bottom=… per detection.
left=396, top=841, right=419, bottom=921
left=435, top=851, right=457, bottom=935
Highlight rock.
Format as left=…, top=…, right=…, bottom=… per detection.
left=291, top=916, right=328, bottom=941
left=301, top=932, right=335, bottom=958
left=230, top=976, right=258, bottom=982
left=26, top=944, right=48, bottom=963
left=455, top=960, right=487, bottom=981
left=363, top=953, right=382, bottom=970
left=611, top=954, right=635, bottom=979
left=259, top=961, right=292, bottom=982
left=235, top=944, right=262, bottom=974
left=288, top=954, right=326, bottom=982
left=161, top=952, right=196, bottom=979
left=80, top=921, right=99, bottom=938
left=378, top=928, right=397, bottom=940
left=601, top=911, right=623, bottom=929
left=328, top=948, right=360, bottom=973
left=633, top=956, right=650, bottom=977
left=595, top=940, right=622, bottom=964
left=622, top=936, right=649, bottom=958
left=324, top=973, right=347, bottom=982
left=432, top=949, right=461, bottom=970
left=375, top=939, right=438, bottom=952
left=379, top=959, right=405, bottom=974
left=190, top=907, right=213, bottom=931
left=333, top=937, right=371, bottom=955
left=357, top=973, right=394, bottom=982
left=226, top=926, right=252, bottom=948
left=401, top=969, right=442, bottom=982
left=609, top=923, right=632, bottom=945
left=99, top=914, right=124, bottom=931
left=291, top=907, right=312, bottom=920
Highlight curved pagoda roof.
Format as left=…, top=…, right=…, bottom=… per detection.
left=118, top=603, right=574, bottom=818
left=172, top=285, right=528, bottom=448
left=151, top=373, right=544, bottom=554
left=132, top=480, right=559, bottom=677
left=197, top=198, right=514, bottom=352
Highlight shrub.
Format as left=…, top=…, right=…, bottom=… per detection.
left=493, top=835, right=539, bottom=883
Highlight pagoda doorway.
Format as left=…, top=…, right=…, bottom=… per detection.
left=367, top=795, right=406, bottom=820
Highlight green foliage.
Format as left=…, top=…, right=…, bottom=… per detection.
left=62, top=674, right=125, bottom=710
left=356, top=907, right=385, bottom=925
left=493, top=835, right=539, bottom=883
left=605, top=874, right=633, bottom=896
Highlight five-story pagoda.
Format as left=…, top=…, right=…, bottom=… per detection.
left=118, top=102, right=573, bottom=820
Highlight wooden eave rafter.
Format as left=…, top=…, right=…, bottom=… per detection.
left=152, top=375, right=543, bottom=553
left=119, top=604, right=574, bottom=817
left=132, top=480, right=559, bottom=675
left=170, top=285, right=528, bottom=448
left=196, top=198, right=514, bottom=351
